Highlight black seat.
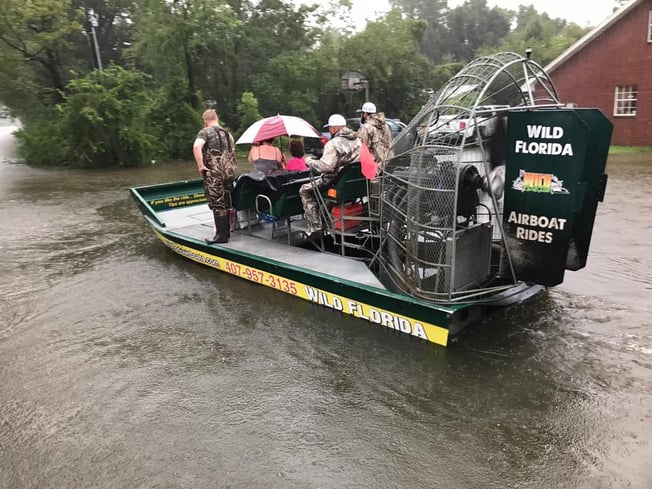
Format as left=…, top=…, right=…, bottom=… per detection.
left=231, top=169, right=311, bottom=211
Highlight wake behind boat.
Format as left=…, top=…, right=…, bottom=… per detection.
left=131, top=52, right=611, bottom=347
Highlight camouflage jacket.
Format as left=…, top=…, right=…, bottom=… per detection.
left=356, top=113, right=393, bottom=167
left=307, top=127, right=361, bottom=174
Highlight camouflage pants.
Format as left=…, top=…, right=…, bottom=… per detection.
left=300, top=176, right=328, bottom=233
left=203, top=167, right=232, bottom=212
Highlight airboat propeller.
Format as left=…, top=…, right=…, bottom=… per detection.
left=380, top=51, right=611, bottom=299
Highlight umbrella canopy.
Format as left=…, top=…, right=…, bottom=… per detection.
left=236, top=115, right=321, bottom=145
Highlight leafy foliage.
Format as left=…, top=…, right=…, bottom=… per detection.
left=13, top=110, right=69, bottom=166
left=0, top=0, right=85, bottom=109
left=252, top=48, right=339, bottom=127
left=148, top=77, right=201, bottom=160
left=1, top=0, right=592, bottom=167
left=482, top=6, right=591, bottom=66
left=444, top=0, right=511, bottom=62
left=16, top=65, right=156, bottom=167
left=235, top=91, right=262, bottom=139
left=388, top=0, right=449, bottom=64
left=339, top=11, right=434, bottom=121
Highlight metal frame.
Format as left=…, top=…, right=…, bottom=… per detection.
left=380, top=52, right=563, bottom=303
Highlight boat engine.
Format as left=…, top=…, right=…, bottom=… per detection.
left=376, top=51, right=611, bottom=302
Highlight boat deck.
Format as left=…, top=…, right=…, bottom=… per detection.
left=157, top=204, right=386, bottom=290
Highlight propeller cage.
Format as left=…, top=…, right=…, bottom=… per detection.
left=376, top=52, right=562, bottom=302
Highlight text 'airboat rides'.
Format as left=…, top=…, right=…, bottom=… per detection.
left=131, top=52, right=611, bottom=347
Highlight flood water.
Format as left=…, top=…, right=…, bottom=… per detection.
left=1, top=120, right=651, bottom=488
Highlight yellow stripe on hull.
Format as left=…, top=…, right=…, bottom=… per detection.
left=155, top=231, right=449, bottom=346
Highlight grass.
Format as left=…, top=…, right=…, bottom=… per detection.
left=608, top=145, right=652, bottom=155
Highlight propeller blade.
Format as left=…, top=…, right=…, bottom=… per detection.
left=488, top=115, right=507, bottom=170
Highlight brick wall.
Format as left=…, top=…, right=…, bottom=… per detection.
left=550, top=0, right=652, bottom=146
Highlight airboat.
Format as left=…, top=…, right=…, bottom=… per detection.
left=130, top=52, right=611, bottom=347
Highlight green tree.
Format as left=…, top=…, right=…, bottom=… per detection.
left=251, top=47, right=340, bottom=127
left=225, top=0, right=321, bottom=123
left=128, top=0, right=243, bottom=112
left=16, top=65, right=156, bottom=167
left=3, top=0, right=559, bottom=168
left=130, top=0, right=322, bottom=126
left=75, top=0, right=136, bottom=70
left=338, top=10, right=435, bottom=121
left=444, top=0, right=511, bottom=62
left=0, top=0, right=136, bottom=121
left=149, top=77, right=201, bottom=160
left=235, top=91, right=261, bottom=139
left=0, top=0, right=84, bottom=111
left=388, top=0, right=449, bottom=64
left=483, top=6, right=589, bottom=66
left=0, top=44, right=44, bottom=119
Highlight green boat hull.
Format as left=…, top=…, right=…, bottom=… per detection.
left=131, top=179, right=544, bottom=347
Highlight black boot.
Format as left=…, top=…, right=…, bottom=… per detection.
left=205, top=211, right=229, bottom=244
left=221, top=212, right=231, bottom=240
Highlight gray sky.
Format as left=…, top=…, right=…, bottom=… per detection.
left=448, top=0, right=621, bottom=26
left=296, top=0, right=624, bottom=31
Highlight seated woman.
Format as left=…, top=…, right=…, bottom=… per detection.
left=285, top=139, right=308, bottom=171
left=248, top=139, right=285, bottom=174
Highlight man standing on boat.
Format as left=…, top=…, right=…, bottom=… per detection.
left=356, top=102, right=393, bottom=171
left=300, top=114, right=361, bottom=238
left=193, top=109, right=237, bottom=244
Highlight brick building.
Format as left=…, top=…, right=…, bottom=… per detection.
left=545, top=0, right=652, bottom=146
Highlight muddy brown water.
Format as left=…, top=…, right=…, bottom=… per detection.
left=1, top=122, right=651, bottom=488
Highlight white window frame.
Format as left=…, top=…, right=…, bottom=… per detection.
left=648, top=10, right=652, bottom=43
left=613, top=85, right=638, bottom=117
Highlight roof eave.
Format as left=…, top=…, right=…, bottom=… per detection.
left=545, top=0, right=645, bottom=74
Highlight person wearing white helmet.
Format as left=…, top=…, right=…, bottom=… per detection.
left=356, top=101, right=393, bottom=170
left=300, top=114, right=361, bottom=237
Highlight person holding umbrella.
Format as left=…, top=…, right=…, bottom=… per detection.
left=193, top=109, right=237, bottom=244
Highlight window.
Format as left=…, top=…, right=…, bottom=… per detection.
left=614, top=85, right=638, bottom=116
left=648, top=10, right=652, bottom=43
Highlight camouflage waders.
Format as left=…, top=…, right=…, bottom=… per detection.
left=300, top=174, right=332, bottom=234
left=301, top=127, right=361, bottom=233
left=202, top=126, right=236, bottom=213
left=198, top=125, right=237, bottom=243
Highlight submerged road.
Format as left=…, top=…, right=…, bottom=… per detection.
left=1, top=122, right=651, bottom=488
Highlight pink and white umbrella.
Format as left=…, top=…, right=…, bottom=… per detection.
left=236, top=115, right=321, bottom=145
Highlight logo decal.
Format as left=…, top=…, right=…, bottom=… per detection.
left=511, top=170, right=568, bottom=194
